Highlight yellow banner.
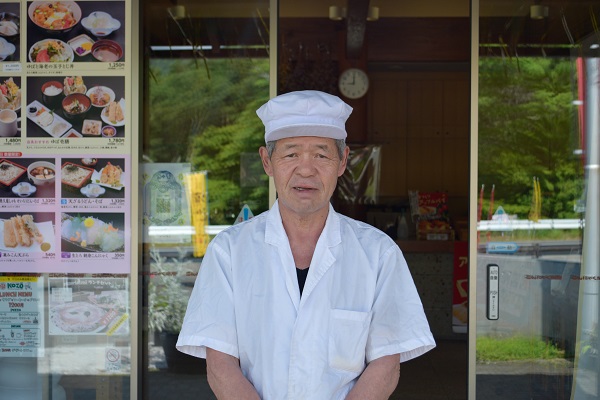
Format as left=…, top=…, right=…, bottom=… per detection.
left=185, top=172, right=209, bottom=257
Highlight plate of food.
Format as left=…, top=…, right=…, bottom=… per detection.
left=61, top=213, right=125, bottom=253
left=80, top=183, right=105, bottom=198
left=0, top=12, right=19, bottom=39
left=91, top=162, right=124, bottom=190
left=62, top=128, right=82, bottom=138
left=49, top=301, right=112, bottom=334
left=29, top=39, right=74, bottom=63
left=26, top=100, right=72, bottom=138
left=1, top=214, right=54, bottom=252
left=67, top=34, right=94, bottom=57
left=28, top=1, right=81, bottom=34
left=61, top=162, right=94, bottom=192
left=101, top=98, right=125, bottom=126
left=0, top=159, right=26, bottom=190
left=0, top=77, right=21, bottom=111
left=63, top=76, right=86, bottom=96
left=81, top=119, right=102, bottom=136
left=86, top=86, right=115, bottom=108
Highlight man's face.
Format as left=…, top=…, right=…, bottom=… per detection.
left=260, top=136, right=349, bottom=219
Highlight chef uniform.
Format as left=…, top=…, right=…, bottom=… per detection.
left=177, top=200, right=435, bottom=399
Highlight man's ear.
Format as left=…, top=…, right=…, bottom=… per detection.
left=337, top=145, right=350, bottom=177
left=259, top=146, right=273, bottom=177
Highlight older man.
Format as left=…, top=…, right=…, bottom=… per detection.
left=177, top=90, right=435, bottom=400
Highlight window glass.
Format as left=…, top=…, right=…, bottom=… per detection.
left=476, top=1, right=598, bottom=398
left=141, top=1, right=271, bottom=396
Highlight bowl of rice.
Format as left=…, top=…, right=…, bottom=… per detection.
left=41, top=81, right=64, bottom=108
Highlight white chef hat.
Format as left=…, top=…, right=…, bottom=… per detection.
left=256, top=90, right=353, bottom=143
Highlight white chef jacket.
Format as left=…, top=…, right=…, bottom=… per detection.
left=177, top=201, right=435, bottom=400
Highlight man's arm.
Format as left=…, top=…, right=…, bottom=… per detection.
left=345, top=354, right=401, bottom=400
left=206, top=347, right=261, bottom=400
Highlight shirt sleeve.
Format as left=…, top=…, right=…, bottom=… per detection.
left=176, top=239, right=240, bottom=359
left=365, top=245, right=436, bottom=363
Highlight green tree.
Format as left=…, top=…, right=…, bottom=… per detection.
left=478, top=57, right=583, bottom=219
left=148, top=58, right=270, bottom=225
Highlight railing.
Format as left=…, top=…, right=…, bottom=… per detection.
left=477, top=219, right=584, bottom=231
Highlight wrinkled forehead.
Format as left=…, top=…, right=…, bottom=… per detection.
left=274, top=136, right=338, bottom=151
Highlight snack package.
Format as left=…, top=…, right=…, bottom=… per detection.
left=409, top=190, right=454, bottom=240
left=409, top=191, right=449, bottom=220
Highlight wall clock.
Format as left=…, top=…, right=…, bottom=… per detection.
left=338, top=68, right=369, bottom=99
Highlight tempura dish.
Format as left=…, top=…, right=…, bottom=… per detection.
left=28, top=1, right=82, bottom=33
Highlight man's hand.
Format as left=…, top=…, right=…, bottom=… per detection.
left=206, top=347, right=261, bottom=400
left=345, top=354, right=401, bottom=400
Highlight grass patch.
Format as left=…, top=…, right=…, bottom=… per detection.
left=476, top=336, right=566, bottom=362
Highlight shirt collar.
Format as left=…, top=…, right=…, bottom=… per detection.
left=265, top=200, right=342, bottom=248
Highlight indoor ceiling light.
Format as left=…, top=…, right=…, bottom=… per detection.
left=530, top=4, right=548, bottom=20
left=328, top=5, right=379, bottom=21
left=168, top=5, right=186, bottom=20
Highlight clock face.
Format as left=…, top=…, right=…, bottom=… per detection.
left=338, top=68, right=369, bottom=99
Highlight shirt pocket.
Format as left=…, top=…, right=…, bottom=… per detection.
left=328, top=309, right=371, bottom=373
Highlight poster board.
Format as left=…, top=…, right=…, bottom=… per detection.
left=0, top=0, right=131, bottom=274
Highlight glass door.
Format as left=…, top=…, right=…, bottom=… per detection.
left=140, top=0, right=272, bottom=398
left=475, top=1, right=600, bottom=398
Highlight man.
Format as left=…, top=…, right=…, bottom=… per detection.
left=177, top=90, right=435, bottom=399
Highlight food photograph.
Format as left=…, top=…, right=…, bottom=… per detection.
left=0, top=76, right=22, bottom=138
left=26, top=75, right=125, bottom=138
left=27, top=1, right=125, bottom=63
left=48, top=277, right=129, bottom=335
left=0, top=3, right=20, bottom=62
left=60, top=157, right=125, bottom=199
left=60, top=211, right=125, bottom=253
left=0, top=211, right=55, bottom=253
left=0, top=157, right=56, bottom=198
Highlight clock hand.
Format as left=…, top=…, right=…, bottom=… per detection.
left=352, top=72, right=355, bottom=84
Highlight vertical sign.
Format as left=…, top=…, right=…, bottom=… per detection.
left=452, top=241, right=468, bottom=333
left=487, top=264, right=500, bottom=320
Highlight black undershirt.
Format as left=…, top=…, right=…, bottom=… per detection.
left=296, top=267, right=309, bottom=295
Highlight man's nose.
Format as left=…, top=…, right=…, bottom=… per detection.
left=295, top=154, right=316, bottom=175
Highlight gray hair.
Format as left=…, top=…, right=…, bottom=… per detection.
left=266, top=139, right=346, bottom=159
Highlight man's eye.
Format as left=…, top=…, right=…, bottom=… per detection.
left=284, top=153, right=297, bottom=158
left=316, top=153, right=328, bottom=159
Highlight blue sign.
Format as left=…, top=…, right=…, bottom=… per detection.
left=486, top=242, right=519, bottom=254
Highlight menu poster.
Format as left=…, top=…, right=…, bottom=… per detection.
left=0, top=0, right=132, bottom=275
left=48, top=276, right=128, bottom=336
left=0, top=276, right=45, bottom=357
